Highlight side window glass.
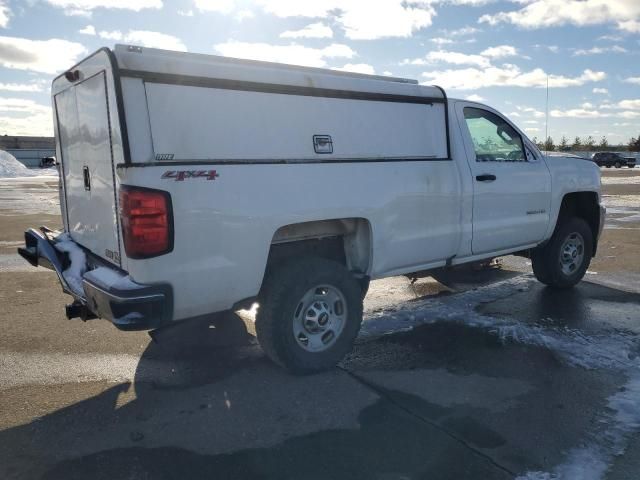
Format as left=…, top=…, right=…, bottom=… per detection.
left=463, top=107, right=526, bottom=162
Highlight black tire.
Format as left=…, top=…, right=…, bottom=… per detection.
left=256, top=257, right=363, bottom=374
left=615, top=162, right=622, bottom=168
left=531, top=217, right=593, bottom=289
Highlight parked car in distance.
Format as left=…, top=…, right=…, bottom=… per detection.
left=591, top=152, right=636, bottom=168
left=19, top=45, right=606, bottom=374
left=40, top=156, right=57, bottom=168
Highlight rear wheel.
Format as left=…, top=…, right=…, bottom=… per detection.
left=256, top=257, right=363, bottom=374
left=531, top=217, right=593, bottom=289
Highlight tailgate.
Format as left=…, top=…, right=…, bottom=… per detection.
left=53, top=51, right=123, bottom=266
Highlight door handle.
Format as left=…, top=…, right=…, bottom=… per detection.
left=476, top=174, right=496, bottom=182
left=83, top=166, right=91, bottom=191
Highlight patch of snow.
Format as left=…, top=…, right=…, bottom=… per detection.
left=516, top=447, right=609, bottom=480
left=53, top=233, right=87, bottom=296
left=0, top=150, right=57, bottom=178
left=83, top=266, right=140, bottom=290
left=516, top=372, right=640, bottom=480
left=601, top=175, right=640, bottom=185
left=359, top=275, right=640, bottom=480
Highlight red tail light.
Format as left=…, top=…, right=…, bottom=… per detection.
left=119, top=186, right=173, bottom=258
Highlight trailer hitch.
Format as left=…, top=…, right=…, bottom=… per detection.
left=65, top=301, right=97, bottom=321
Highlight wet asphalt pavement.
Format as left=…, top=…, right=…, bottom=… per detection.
left=1, top=169, right=640, bottom=480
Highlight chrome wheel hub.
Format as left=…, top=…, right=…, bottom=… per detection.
left=293, top=285, right=347, bottom=352
left=559, top=232, right=585, bottom=276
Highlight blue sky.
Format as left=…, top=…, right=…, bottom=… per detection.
left=0, top=0, right=638, bottom=145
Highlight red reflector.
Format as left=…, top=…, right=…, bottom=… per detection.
left=119, top=186, right=173, bottom=258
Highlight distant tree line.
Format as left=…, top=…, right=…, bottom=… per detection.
left=531, top=134, right=640, bottom=152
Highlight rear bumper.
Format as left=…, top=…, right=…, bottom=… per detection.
left=18, top=228, right=172, bottom=331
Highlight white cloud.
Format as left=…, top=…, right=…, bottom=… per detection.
left=480, top=45, right=518, bottom=58
left=447, top=26, right=480, bottom=36
left=429, top=50, right=490, bottom=67
left=429, top=37, right=454, bottom=45
left=0, top=82, right=43, bottom=92
left=550, top=100, right=640, bottom=119
left=333, top=63, right=375, bottom=75
left=189, top=1, right=491, bottom=40
left=615, top=99, right=640, bottom=110
left=517, top=106, right=545, bottom=118
left=598, top=34, right=623, bottom=41
left=177, top=9, right=194, bottom=16
left=465, top=94, right=485, bottom=102
left=550, top=108, right=605, bottom=119
left=422, top=65, right=606, bottom=90
left=0, top=97, right=49, bottom=114
left=0, top=36, right=87, bottom=74
left=235, top=9, right=254, bottom=21
left=281, top=22, right=333, bottom=39
left=0, top=97, right=52, bottom=136
left=195, top=0, right=235, bottom=13
left=533, top=44, right=560, bottom=53
left=98, top=30, right=123, bottom=40
left=618, top=111, right=640, bottom=119
left=45, top=0, right=162, bottom=15
left=95, top=29, right=186, bottom=51
left=592, top=88, right=609, bottom=94
left=479, top=0, right=640, bottom=33
left=574, top=45, right=627, bottom=56
left=407, top=50, right=491, bottom=68
left=122, top=31, right=187, bottom=51
left=405, top=45, right=518, bottom=69
left=79, top=24, right=96, bottom=35
left=428, top=26, right=480, bottom=45
left=0, top=1, right=10, bottom=28
left=256, top=0, right=436, bottom=40
left=213, top=41, right=355, bottom=68
left=618, top=19, right=640, bottom=32
left=382, top=70, right=394, bottom=76
left=624, top=77, right=640, bottom=85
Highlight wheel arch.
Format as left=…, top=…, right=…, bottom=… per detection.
left=555, top=191, right=600, bottom=256
left=265, top=218, right=373, bottom=274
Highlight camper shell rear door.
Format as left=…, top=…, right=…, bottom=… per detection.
left=52, top=48, right=129, bottom=267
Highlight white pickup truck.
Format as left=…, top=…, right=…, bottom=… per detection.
left=19, top=45, right=605, bottom=373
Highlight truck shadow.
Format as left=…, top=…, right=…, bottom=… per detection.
left=1, top=281, right=638, bottom=479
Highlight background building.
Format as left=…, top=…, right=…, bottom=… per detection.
left=0, top=136, right=56, bottom=167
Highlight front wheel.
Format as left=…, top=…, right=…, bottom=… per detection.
left=615, top=161, right=622, bottom=168
left=531, top=217, right=593, bottom=289
left=256, top=257, right=363, bottom=374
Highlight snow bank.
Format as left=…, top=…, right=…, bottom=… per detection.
left=0, top=150, right=57, bottom=178
left=53, top=233, right=87, bottom=296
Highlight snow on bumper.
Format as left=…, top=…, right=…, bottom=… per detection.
left=17, top=228, right=172, bottom=330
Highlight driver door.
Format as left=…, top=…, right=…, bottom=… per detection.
left=456, top=103, right=551, bottom=255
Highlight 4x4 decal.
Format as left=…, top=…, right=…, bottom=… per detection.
left=162, top=170, right=220, bottom=182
